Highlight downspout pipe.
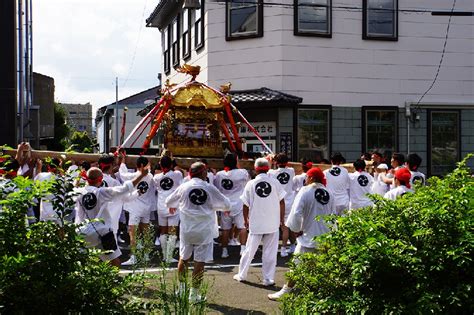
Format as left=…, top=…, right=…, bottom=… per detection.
left=405, top=102, right=411, bottom=155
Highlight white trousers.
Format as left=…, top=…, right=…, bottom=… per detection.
left=237, top=231, right=279, bottom=281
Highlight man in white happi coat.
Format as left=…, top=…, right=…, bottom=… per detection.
left=233, top=158, right=286, bottom=286
left=268, top=153, right=296, bottom=257
left=165, top=162, right=230, bottom=303
left=34, top=158, right=61, bottom=223
left=384, top=168, right=414, bottom=200
left=293, top=158, right=313, bottom=193
left=268, top=167, right=335, bottom=300
left=74, top=167, right=148, bottom=267
left=324, top=152, right=350, bottom=215
left=153, top=155, right=183, bottom=263
left=406, top=153, right=426, bottom=190
left=119, top=155, right=156, bottom=266
left=349, top=159, right=374, bottom=210
left=214, top=153, right=250, bottom=258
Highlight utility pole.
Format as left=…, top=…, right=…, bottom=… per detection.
left=18, top=0, right=24, bottom=142
left=115, top=77, right=119, bottom=146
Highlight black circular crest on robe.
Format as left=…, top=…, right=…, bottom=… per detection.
left=357, top=175, right=369, bottom=187
left=82, top=192, right=98, bottom=210
left=329, top=167, right=341, bottom=176
left=277, top=172, right=290, bottom=185
left=255, top=181, right=272, bottom=198
left=160, top=177, right=174, bottom=190
left=314, top=188, right=330, bottom=205
left=189, top=188, right=208, bottom=205
left=221, top=179, right=234, bottom=190
left=101, top=180, right=108, bottom=187
left=412, top=176, right=424, bottom=185
left=137, top=181, right=149, bottom=194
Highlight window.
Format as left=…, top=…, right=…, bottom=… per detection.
left=182, top=9, right=191, bottom=60
left=428, top=110, right=460, bottom=176
left=226, top=0, right=263, bottom=40
left=294, top=0, right=332, bottom=37
left=163, top=26, right=170, bottom=74
left=363, top=108, right=398, bottom=154
left=172, top=17, right=180, bottom=67
left=194, top=0, right=205, bottom=50
left=297, top=108, right=330, bottom=162
left=363, top=0, right=398, bottom=40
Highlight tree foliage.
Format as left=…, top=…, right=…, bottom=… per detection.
left=43, top=103, right=71, bottom=151
left=69, top=131, right=95, bottom=153
left=282, top=156, right=474, bottom=314
left=0, top=174, right=142, bottom=313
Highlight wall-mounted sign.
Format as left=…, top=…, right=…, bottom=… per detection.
left=280, top=132, right=293, bottom=160
left=229, top=121, right=276, bottom=138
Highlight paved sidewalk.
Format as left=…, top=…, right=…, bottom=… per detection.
left=205, top=265, right=287, bottom=314
left=120, top=243, right=292, bottom=314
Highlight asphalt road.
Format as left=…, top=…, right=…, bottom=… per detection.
left=120, top=243, right=292, bottom=314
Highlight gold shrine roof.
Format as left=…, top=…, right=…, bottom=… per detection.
left=170, top=82, right=224, bottom=109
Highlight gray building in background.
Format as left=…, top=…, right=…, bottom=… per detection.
left=60, top=102, right=93, bottom=135
left=32, top=72, right=55, bottom=148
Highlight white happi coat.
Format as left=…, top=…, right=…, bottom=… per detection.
left=293, top=172, right=307, bottom=193
left=165, top=177, right=230, bottom=245
left=372, top=172, right=389, bottom=196
left=410, top=170, right=426, bottom=189
left=100, top=173, right=129, bottom=233
left=214, top=168, right=250, bottom=214
left=34, top=172, right=57, bottom=221
left=269, top=167, right=296, bottom=212
left=349, top=171, right=374, bottom=210
left=286, top=183, right=336, bottom=248
left=153, top=170, right=183, bottom=216
left=74, top=181, right=135, bottom=227
left=384, top=185, right=413, bottom=200
left=240, top=173, right=286, bottom=234
left=324, top=165, right=350, bottom=208
left=119, top=163, right=155, bottom=216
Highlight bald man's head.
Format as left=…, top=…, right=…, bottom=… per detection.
left=189, top=162, right=207, bottom=180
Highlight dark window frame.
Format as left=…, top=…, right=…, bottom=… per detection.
left=194, top=0, right=205, bottom=51
left=182, top=8, right=191, bottom=60
left=362, top=0, right=398, bottom=41
left=163, top=26, right=171, bottom=75
left=294, top=0, right=332, bottom=37
left=427, top=109, right=461, bottom=177
left=362, top=106, right=399, bottom=154
left=226, top=0, right=264, bottom=41
left=294, top=105, right=332, bottom=162
left=172, top=16, right=180, bottom=68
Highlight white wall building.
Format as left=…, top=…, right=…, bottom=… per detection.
left=146, top=0, right=474, bottom=175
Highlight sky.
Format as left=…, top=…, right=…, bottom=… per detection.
left=34, top=0, right=162, bottom=116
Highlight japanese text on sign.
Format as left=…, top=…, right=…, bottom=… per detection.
left=228, top=121, right=276, bottom=138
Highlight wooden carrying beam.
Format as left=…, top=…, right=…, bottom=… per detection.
left=2, top=149, right=361, bottom=174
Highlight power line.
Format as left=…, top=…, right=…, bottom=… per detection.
left=413, top=0, right=457, bottom=113
left=209, top=1, right=471, bottom=15
left=122, top=0, right=149, bottom=89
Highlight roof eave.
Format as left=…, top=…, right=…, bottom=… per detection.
left=146, top=0, right=184, bottom=30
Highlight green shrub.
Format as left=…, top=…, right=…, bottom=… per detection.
left=0, top=175, right=145, bottom=313
left=282, top=157, right=473, bottom=314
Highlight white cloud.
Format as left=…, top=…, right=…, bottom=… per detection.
left=34, top=0, right=162, bottom=116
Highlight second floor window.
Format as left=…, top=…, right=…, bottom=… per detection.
left=182, top=9, right=191, bottom=59
left=226, top=0, right=263, bottom=40
left=363, top=0, right=398, bottom=40
left=295, top=0, right=332, bottom=37
left=194, top=0, right=205, bottom=50
left=163, top=26, right=170, bottom=74
left=172, top=17, right=180, bottom=67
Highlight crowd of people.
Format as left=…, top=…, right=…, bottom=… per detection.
left=0, top=142, right=426, bottom=302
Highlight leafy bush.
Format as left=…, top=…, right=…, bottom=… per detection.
left=0, top=175, right=144, bottom=313
left=282, top=157, right=473, bottom=314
